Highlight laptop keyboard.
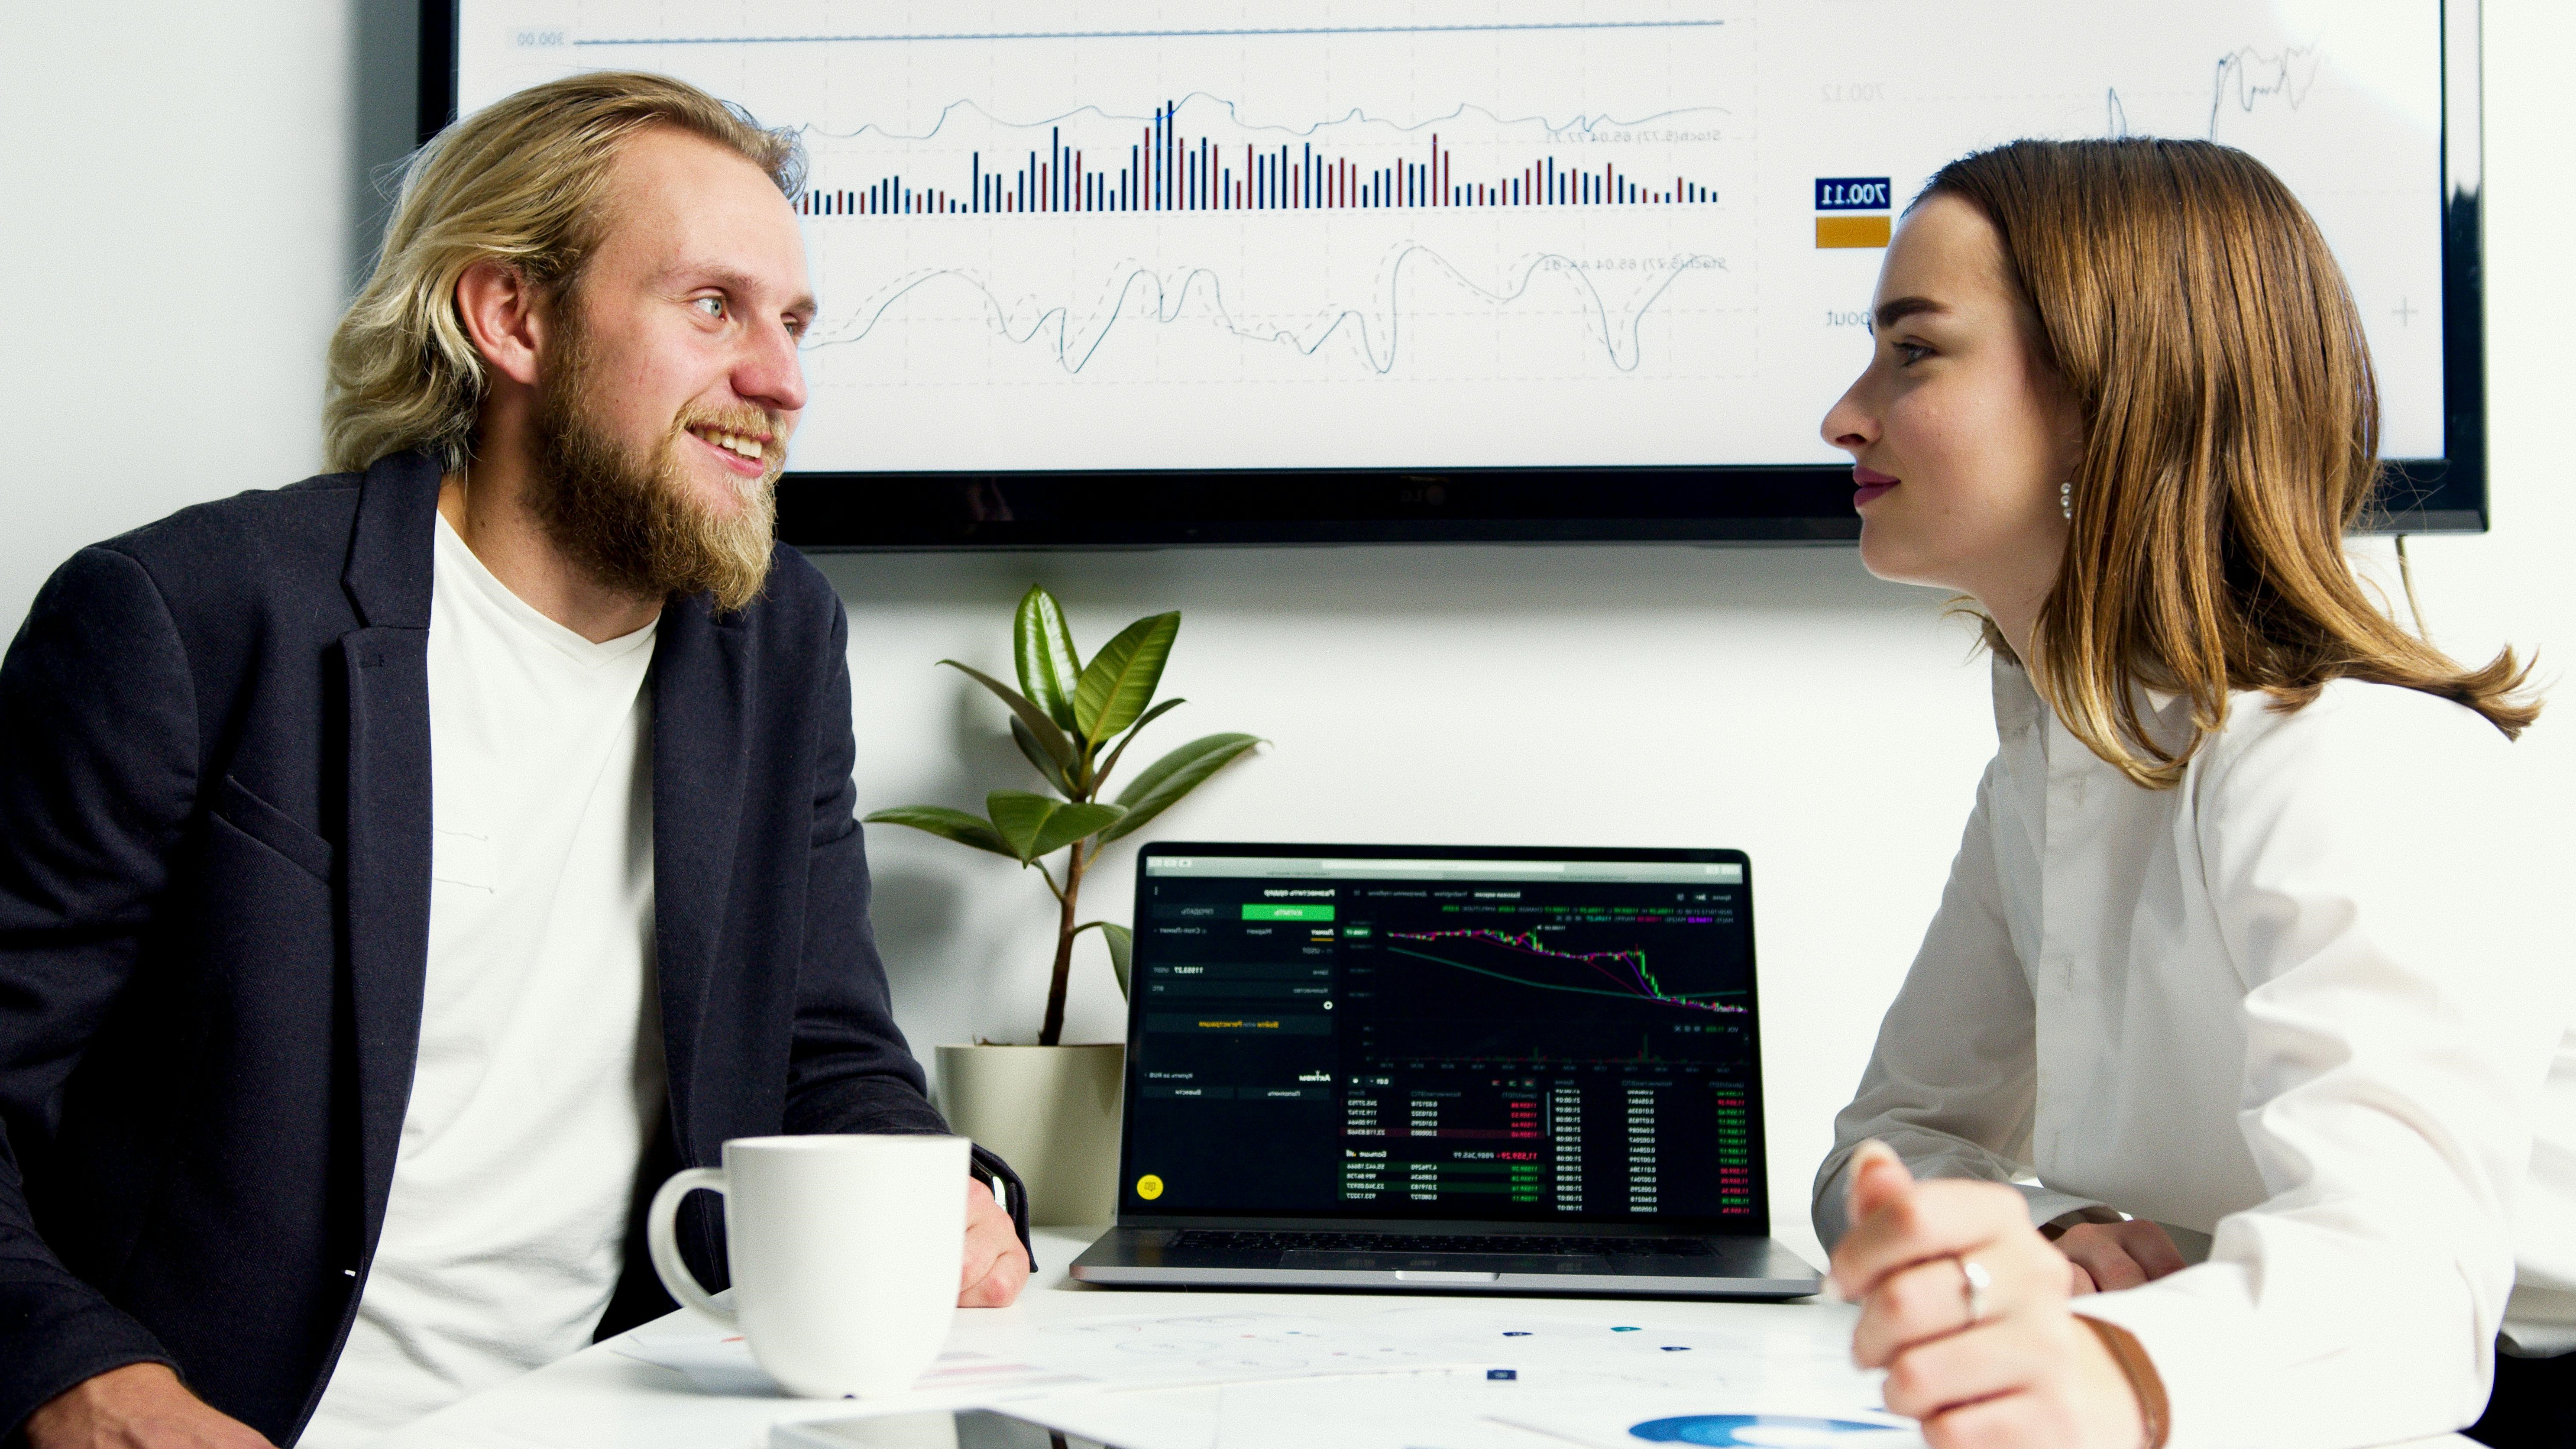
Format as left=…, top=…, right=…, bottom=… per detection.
left=1167, top=1229, right=1715, bottom=1258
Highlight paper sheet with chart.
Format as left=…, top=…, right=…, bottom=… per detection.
left=623, top=1303, right=1922, bottom=1448
left=615, top=1307, right=1505, bottom=1400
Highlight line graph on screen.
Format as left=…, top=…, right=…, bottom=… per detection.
left=1381, top=929, right=1747, bottom=1015
left=804, top=243, right=1722, bottom=375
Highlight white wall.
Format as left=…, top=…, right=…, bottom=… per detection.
left=4, top=1, right=2568, bottom=1272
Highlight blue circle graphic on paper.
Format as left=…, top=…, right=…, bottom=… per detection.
left=1629, top=1414, right=1909, bottom=1446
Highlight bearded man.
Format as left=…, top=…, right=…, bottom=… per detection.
left=0, top=73, right=1030, bottom=1449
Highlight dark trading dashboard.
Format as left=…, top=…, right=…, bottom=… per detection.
left=1121, top=857, right=1762, bottom=1225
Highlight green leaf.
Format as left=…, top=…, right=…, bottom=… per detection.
left=1098, top=733, right=1263, bottom=842
left=1010, top=717, right=1074, bottom=796
left=861, top=805, right=1016, bottom=858
left=986, top=790, right=1127, bottom=862
left=1072, top=612, right=1180, bottom=743
left=1076, top=921, right=1135, bottom=996
left=1013, top=586, right=1083, bottom=731
left=1091, top=697, right=1185, bottom=790
left=941, top=660, right=1073, bottom=770
left=1033, top=802, right=1125, bottom=857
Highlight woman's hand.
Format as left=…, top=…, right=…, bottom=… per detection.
left=1832, top=1142, right=2149, bottom=1449
left=2055, top=1220, right=2186, bottom=1294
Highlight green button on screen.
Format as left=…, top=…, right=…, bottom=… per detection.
left=1243, top=903, right=1336, bottom=921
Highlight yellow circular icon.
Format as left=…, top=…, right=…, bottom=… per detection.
left=1136, top=1174, right=1165, bottom=1200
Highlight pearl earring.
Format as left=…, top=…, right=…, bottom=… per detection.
left=2060, top=480, right=2073, bottom=521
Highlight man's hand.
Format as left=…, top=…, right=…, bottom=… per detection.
left=957, top=1176, right=1029, bottom=1307
left=1833, top=1142, right=2148, bottom=1449
left=24, top=1364, right=273, bottom=1449
left=2056, top=1220, right=2186, bottom=1295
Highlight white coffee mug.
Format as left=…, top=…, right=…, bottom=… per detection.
left=647, top=1133, right=969, bottom=1397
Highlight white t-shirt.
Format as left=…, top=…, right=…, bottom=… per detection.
left=301, top=515, right=667, bottom=1447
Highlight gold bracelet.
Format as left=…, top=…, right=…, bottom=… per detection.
left=2078, top=1315, right=2169, bottom=1449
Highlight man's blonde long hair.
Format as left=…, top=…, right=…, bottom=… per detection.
left=1925, top=138, right=2535, bottom=789
left=324, top=71, right=802, bottom=475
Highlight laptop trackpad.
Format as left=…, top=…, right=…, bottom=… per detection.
left=1280, top=1250, right=1613, bottom=1275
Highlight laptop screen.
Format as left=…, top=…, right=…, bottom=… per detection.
left=1120, top=844, right=1766, bottom=1231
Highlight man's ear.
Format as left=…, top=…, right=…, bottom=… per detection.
left=454, top=260, right=552, bottom=389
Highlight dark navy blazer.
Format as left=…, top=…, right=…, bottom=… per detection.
left=0, top=452, right=1004, bottom=1443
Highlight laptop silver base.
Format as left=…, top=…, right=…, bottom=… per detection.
left=1069, top=1226, right=1821, bottom=1298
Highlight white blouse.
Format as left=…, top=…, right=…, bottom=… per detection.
left=1814, top=658, right=2572, bottom=1449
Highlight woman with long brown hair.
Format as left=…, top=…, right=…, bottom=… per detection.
left=1811, top=138, right=2561, bottom=1448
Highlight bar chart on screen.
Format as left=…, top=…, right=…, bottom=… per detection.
left=462, top=5, right=1760, bottom=471
left=782, top=91, right=1741, bottom=385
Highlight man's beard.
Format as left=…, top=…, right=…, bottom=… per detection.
left=527, top=321, right=781, bottom=615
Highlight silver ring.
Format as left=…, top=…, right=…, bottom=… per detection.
left=1959, top=1257, right=1993, bottom=1326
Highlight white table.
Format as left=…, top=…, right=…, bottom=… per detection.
left=378, top=1227, right=2474, bottom=1449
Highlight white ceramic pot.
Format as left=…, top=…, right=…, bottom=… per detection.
left=935, top=1043, right=1124, bottom=1226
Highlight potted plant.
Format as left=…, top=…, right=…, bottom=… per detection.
left=866, top=585, right=1262, bottom=1223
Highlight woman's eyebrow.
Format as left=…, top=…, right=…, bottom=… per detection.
left=1875, top=295, right=1948, bottom=329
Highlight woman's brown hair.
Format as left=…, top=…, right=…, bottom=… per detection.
left=1922, top=137, right=2535, bottom=788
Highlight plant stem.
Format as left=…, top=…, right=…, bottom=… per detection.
left=1040, top=838, right=1089, bottom=1046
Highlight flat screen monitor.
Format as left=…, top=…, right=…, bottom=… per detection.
left=427, top=1, right=2485, bottom=546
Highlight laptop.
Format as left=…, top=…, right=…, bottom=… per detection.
left=1069, top=843, right=1822, bottom=1297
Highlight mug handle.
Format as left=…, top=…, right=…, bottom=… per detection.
left=647, top=1166, right=736, bottom=1326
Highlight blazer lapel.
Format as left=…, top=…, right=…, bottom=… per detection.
left=648, top=596, right=753, bottom=1161
left=337, top=451, right=440, bottom=1252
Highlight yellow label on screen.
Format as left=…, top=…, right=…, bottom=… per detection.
left=1136, top=1174, right=1165, bottom=1200
left=1815, top=215, right=1893, bottom=249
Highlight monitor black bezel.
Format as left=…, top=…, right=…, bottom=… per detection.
left=1120, top=841, right=1773, bottom=1236
left=422, top=0, right=2485, bottom=546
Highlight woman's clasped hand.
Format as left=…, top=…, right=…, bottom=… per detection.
left=1832, top=1142, right=2151, bottom=1449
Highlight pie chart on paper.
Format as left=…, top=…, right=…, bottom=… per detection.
left=1628, top=1415, right=1915, bottom=1447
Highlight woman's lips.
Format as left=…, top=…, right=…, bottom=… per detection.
left=1853, top=464, right=1899, bottom=509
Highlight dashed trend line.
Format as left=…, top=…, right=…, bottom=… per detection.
left=783, top=94, right=1733, bottom=151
